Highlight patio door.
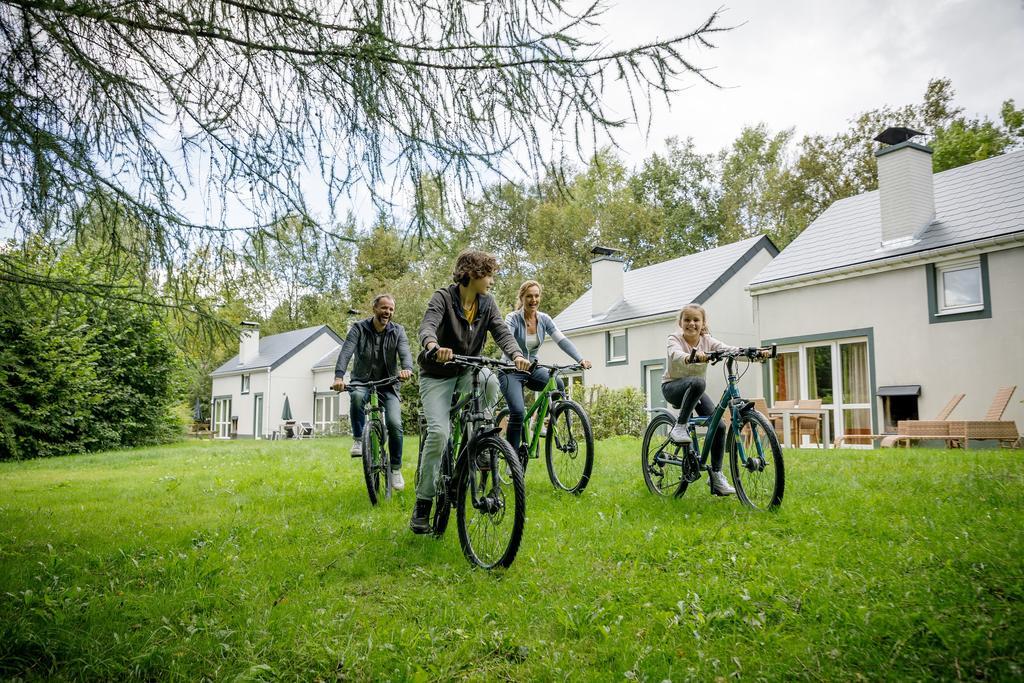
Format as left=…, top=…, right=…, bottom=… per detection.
left=314, top=392, right=342, bottom=435
left=770, top=337, right=871, bottom=442
left=213, top=397, right=232, bottom=439
left=253, top=394, right=264, bottom=439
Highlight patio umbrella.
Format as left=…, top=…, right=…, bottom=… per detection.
left=192, top=397, right=204, bottom=422
left=281, top=396, right=293, bottom=421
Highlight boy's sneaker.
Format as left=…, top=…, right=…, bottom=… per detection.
left=350, top=441, right=362, bottom=457
left=709, top=470, right=735, bottom=496
left=409, top=498, right=432, bottom=534
left=390, top=470, right=405, bottom=491
left=668, top=424, right=692, bottom=445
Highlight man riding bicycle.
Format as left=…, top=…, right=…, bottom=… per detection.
left=332, top=293, right=414, bottom=491
left=413, top=249, right=531, bottom=534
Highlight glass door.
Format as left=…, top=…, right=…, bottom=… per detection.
left=253, top=394, right=264, bottom=439
left=646, top=363, right=666, bottom=410
left=213, top=398, right=232, bottom=439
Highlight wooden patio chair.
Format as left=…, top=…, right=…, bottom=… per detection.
left=833, top=392, right=966, bottom=448
left=793, top=399, right=823, bottom=446
left=956, top=386, right=1019, bottom=449
left=768, top=400, right=796, bottom=434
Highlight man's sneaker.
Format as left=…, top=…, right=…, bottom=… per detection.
left=350, top=441, right=362, bottom=457
left=668, top=423, right=692, bottom=445
left=409, top=498, right=432, bottom=534
left=390, top=470, right=405, bottom=491
left=709, top=470, right=735, bottom=496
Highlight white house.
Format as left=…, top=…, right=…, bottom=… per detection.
left=549, top=236, right=779, bottom=409
left=748, top=129, right=1024, bottom=444
left=209, top=323, right=349, bottom=439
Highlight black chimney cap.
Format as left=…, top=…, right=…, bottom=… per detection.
left=874, top=127, right=926, bottom=145
left=590, top=245, right=621, bottom=256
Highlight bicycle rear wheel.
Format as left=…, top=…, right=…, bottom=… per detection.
left=362, top=420, right=390, bottom=505
left=727, top=410, right=785, bottom=510
left=545, top=400, right=594, bottom=494
left=456, top=434, right=525, bottom=569
left=641, top=413, right=684, bottom=497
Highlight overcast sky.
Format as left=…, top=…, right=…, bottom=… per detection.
left=593, top=0, right=1024, bottom=158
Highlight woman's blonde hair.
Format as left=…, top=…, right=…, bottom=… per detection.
left=677, top=303, right=710, bottom=336
left=515, top=280, right=542, bottom=311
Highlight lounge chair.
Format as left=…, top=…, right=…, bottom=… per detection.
left=833, top=393, right=965, bottom=448
left=955, top=386, right=1019, bottom=449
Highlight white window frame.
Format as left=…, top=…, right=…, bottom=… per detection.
left=606, top=329, right=627, bottom=364
left=314, top=392, right=342, bottom=435
left=935, top=257, right=983, bottom=315
left=213, top=397, right=232, bottom=439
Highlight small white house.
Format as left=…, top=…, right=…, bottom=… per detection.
left=549, top=236, right=779, bottom=409
left=209, top=323, right=348, bottom=438
left=749, top=131, right=1024, bottom=443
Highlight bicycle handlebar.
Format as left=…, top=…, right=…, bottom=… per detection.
left=531, top=361, right=586, bottom=373
left=447, top=354, right=521, bottom=371
left=342, top=376, right=402, bottom=391
left=688, top=345, right=777, bottom=365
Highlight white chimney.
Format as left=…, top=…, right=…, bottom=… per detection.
left=239, top=321, right=260, bottom=364
left=590, top=246, right=625, bottom=317
left=874, top=127, right=935, bottom=247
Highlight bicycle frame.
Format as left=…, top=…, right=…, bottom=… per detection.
left=518, top=370, right=562, bottom=459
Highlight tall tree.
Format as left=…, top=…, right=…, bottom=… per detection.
left=1, top=0, right=731, bottom=325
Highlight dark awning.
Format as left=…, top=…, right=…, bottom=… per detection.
left=877, top=385, right=921, bottom=397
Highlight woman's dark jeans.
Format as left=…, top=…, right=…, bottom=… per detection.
left=661, top=376, right=725, bottom=471
left=499, top=366, right=562, bottom=451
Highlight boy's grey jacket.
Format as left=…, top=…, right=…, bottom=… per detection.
left=417, top=283, right=523, bottom=378
left=334, top=317, right=413, bottom=385
left=503, top=310, right=583, bottom=363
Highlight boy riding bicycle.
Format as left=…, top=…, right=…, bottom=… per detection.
left=413, top=250, right=531, bottom=534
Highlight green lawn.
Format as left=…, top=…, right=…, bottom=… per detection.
left=1, top=438, right=1021, bottom=681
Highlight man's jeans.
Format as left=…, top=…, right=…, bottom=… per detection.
left=416, top=369, right=500, bottom=499
left=499, top=366, right=562, bottom=451
left=349, top=388, right=404, bottom=470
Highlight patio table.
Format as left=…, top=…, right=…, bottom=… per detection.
left=768, top=408, right=831, bottom=449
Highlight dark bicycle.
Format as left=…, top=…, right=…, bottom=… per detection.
left=641, top=346, right=785, bottom=510
left=343, top=376, right=400, bottom=506
left=414, top=354, right=526, bottom=569
left=495, top=362, right=594, bottom=494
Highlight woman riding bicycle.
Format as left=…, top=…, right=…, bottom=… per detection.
left=662, top=303, right=768, bottom=497
left=499, top=280, right=592, bottom=456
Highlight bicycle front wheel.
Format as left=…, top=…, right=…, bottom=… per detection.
left=545, top=400, right=594, bottom=494
left=727, top=410, right=785, bottom=510
left=641, top=412, right=684, bottom=497
left=362, top=420, right=390, bottom=505
left=456, top=434, right=525, bottom=569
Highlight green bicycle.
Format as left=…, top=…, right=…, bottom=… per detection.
left=641, top=346, right=784, bottom=510
left=343, top=376, right=400, bottom=506
left=495, top=362, right=594, bottom=494
left=414, top=353, right=526, bottom=569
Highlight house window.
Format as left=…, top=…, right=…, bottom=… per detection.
left=640, top=360, right=666, bottom=410
left=213, top=397, right=232, bottom=439
left=240, top=374, right=251, bottom=395
left=606, top=329, right=628, bottom=365
left=927, top=255, right=991, bottom=323
left=314, top=392, right=343, bottom=435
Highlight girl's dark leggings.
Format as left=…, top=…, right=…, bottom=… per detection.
left=661, top=376, right=725, bottom=471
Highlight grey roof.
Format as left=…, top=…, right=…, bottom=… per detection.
left=554, top=235, right=777, bottom=332
left=312, top=346, right=342, bottom=371
left=751, top=149, right=1024, bottom=287
left=210, top=325, right=343, bottom=377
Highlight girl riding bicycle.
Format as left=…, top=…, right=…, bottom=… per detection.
left=662, top=303, right=768, bottom=497
left=499, top=280, right=592, bottom=455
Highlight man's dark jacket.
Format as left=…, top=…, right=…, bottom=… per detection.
left=334, top=318, right=413, bottom=387
left=418, top=284, right=523, bottom=379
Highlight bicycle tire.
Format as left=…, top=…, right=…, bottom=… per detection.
left=641, top=412, right=684, bottom=497
left=545, top=400, right=594, bottom=494
left=727, top=409, right=785, bottom=510
left=362, top=420, right=389, bottom=505
left=432, top=443, right=453, bottom=537
left=456, top=434, right=525, bottom=569
left=493, top=407, right=527, bottom=471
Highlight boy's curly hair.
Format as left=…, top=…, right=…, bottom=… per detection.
left=452, top=249, right=499, bottom=286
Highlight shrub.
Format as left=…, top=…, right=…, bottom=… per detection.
left=571, top=384, right=647, bottom=440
